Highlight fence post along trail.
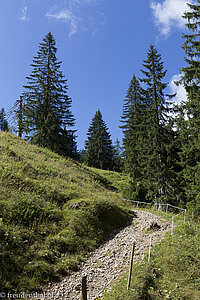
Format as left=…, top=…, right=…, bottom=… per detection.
left=77, top=201, right=187, bottom=299
left=148, top=235, right=152, bottom=262
left=127, top=242, right=136, bottom=290
left=82, top=276, right=87, bottom=300
left=171, top=216, right=174, bottom=236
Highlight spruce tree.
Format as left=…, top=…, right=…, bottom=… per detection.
left=0, top=108, right=9, bottom=131
left=11, top=96, right=23, bottom=137
left=21, top=32, right=76, bottom=157
left=139, top=45, right=176, bottom=201
left=120, top=74, right=146, bottom=180
left=84, top=110, right=115, bottom=170
left=113, top=139, right=123, bottom=172
left=176, top=1, right=200, bottom=208
left=181, top=0, right=200, bottom=112
left=179, top=0, right=200, bottom=138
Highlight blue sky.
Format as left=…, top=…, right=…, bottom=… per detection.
left=0, top=0, right=191, bottom=149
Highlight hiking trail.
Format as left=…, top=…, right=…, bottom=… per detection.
left=42, top=210, right=171, bottom=300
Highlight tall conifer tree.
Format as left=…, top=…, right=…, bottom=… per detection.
left=21, top=32, right=76, bottom=157
left=0, top=108, right=9, bottom=132
left=120, top=74, right=146, bottom=180
left=181, top=0, right=200, bottom=113
left=113, top=138, right=123, bottom=172
left=139, top=45, right=176, bottom=201
left=176, top=1, right=200, bottom=207
left=85, top=110, right=115, bottom=170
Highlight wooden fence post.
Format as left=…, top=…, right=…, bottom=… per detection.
left=127, top=242, right=136, bottom=290
left=82, top=276, right=87, bottom=300
left=148, top=236, right=152, bottom=262
left=171, top=216, right=174, bottom=236
left=184, top=209, right=186, bottom=224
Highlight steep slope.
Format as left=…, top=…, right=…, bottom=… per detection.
left=0, top=132, right=131, bottom=293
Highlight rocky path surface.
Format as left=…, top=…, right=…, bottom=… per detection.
left=43, top=210, right=171, bottom=300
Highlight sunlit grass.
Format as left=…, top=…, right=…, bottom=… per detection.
left=102, top=211, right=200, bottom=300
left=0, top=132, right=132, bottom=293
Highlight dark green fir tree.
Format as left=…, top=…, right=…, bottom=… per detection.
left=0, top=108, right=9, bottom=131
left=176, top=1, right=200, bottom=211
left=84, top=110, right=115, bottom=170
left=120, top=74, right=147, bottom=180
left=181, top=0, right=200, bottom=111
left=11, top=96, right=23, bottom=137
left=21, top=32, right=76, bottom=157
left=139, top=45, right=177, bottom=202
left=112, top=138, right=123, bottom=172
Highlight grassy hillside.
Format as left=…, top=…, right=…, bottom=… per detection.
left=0, top=132, right=132, bottom=293
left=88, top=168, right=130, bottom=192
left=103, top=212, right=200, bottom=300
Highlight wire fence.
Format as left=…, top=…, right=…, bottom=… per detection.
left=123, top=199, right=187, bottom=223
left=81, top=200, right=188, bottom=299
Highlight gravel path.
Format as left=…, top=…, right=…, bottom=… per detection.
left=42, top=210, right=171, bottom=300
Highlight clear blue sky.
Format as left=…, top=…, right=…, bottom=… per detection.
left=0, top=0, right=190, bottom=149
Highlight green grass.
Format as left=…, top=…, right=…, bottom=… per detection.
left=91, top=168, right=130, bottom=192
left=0, top=132, right=132, bottom=293
left=102, top=212, right=200, bottom=300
